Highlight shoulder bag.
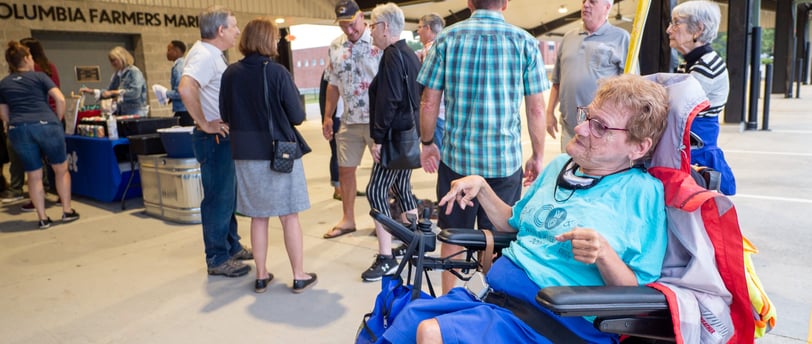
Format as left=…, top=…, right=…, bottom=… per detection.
left=262, top=61, right=310, bottom=173
left=380, top=48, right=421, bottom=170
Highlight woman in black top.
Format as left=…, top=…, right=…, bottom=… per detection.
left=219, top=17, right=316, bottom=294
left=360, top=3, right=422, bottom=282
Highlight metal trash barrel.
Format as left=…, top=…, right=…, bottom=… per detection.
left=139, top=154, right=203, bottom=224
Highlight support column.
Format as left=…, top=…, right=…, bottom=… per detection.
left=772, top=0, right=796, bottom=96
left=277, top=28, right=294, bottom=74
left=639, top=0, right=674, bottom=73
left=796, top=6, right=809, bottom=85
left=726, top=0, right=753, bottom=123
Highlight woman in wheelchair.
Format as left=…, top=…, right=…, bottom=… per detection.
left=380, top=74, right=671, bottom=343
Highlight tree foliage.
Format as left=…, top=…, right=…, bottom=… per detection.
left=713, top=28, right=774, bottom=64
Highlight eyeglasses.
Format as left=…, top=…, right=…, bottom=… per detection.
left=668, top=19, right=686, bottom=28
left=370, top=21, right=385, bottom=30
left=576, top=106, right=628, bottom=138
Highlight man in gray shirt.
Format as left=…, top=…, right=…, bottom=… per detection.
left=546, top=0, right=629, bottom=151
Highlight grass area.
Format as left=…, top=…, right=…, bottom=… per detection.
left=303, top=93, right=318, bottom=104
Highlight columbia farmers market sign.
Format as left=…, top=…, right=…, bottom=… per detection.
left=0, top=2, right=198, bottom=28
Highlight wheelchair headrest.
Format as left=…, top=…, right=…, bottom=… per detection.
left=643, top=73, right=710, bottom=172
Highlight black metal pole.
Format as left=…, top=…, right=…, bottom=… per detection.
left=804, top=42, right=810, bottom=84
left=763, top=64, right=773, bottom=131
left=796, top=59, right=803, bottom=98
left=747, top=26, right=762, bottom=130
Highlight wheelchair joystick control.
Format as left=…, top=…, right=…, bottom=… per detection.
left=419, top=208, right=433, bottom=232
left=418, top=208, right=436, bottom=252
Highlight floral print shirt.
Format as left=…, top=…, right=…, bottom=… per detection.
left=325, top=28, right=381, bottom=125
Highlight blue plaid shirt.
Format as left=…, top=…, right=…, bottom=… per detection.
left=418, top=10, right=549, bottom=177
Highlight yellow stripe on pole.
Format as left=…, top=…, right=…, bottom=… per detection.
left=624, top=0, right=653, bottom=74
left=807, top=306, right=812, bottom=343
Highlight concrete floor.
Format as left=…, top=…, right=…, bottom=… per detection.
left=1, top=88, right=811, bottom=343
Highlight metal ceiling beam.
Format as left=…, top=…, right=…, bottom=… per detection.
left=355, top=0, right=447, bottom=13
left=353, top=0, right=764, bottom=41
left=444, top=7, right=472, bottom=26
left=526, top=12, right=581, bottom=37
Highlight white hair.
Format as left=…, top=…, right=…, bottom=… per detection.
left=371, top=3, right=404, bottom=38
left=672, top=0, right=722, bottom=43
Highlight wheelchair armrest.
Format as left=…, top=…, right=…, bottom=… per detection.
left=437, top=228, right=516, bottom=250
left=370, top=209, right=418, bottom=244
left=536, top=285, right=669, bottom=317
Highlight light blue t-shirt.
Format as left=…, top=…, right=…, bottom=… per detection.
left=503, top=154, right=667, bottom=288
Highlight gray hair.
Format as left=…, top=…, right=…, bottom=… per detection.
left=371, top=3, right=404, bottom=38
left=199, top=5, right=233, bottom=39
left=672, top=0, right=721, bottom=43
left=420, top=13, right=445, bottom=34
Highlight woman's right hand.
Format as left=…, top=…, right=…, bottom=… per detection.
left=79, top=87, right=92, bottom=94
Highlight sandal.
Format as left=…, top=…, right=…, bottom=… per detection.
left=323, top=226, right=356, bottom=239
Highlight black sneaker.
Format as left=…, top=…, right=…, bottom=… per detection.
left=391, top=243, right=409, bottom=258
left=231, top=246, right=253, bottom=260
left=207, top=259, right=251, bottom=277
left=361, top=255, right=398, bottom=282
left=62, top=209, right=80, bottom=223
left=38, top=217, right=53, bottom=229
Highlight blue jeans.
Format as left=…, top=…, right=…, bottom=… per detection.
left=7, top=121, right=66, bottom=171
left=193, top=129, right=242, bottom=268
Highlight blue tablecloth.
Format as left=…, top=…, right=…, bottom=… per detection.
left=64, top=136, right=142, bottom=202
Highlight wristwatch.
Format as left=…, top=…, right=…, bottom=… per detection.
left=421, top=138, right=434, bottom=146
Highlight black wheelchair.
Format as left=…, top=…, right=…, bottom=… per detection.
left=368, top=73, right=754, bottom=343
left=371, top=208, right=674, bottom=342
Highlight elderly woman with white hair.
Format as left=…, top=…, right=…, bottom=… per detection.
left=667, top=0, right=736, bottom=195
left=361, top=2, right=422, bottom=282
left=80, top=46, right=148, bottom=116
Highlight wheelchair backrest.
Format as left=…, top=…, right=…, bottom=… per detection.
left=642, top=73, right=756, bottom=344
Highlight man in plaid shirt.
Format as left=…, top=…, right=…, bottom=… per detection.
left=417, top=0, right=549, bottom=293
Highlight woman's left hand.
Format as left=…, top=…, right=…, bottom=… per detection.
left=371, top=144, right=381, bottom=163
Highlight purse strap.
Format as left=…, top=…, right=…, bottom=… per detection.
left=394, top=48, right=416, bottom=126
left=262, top=61, right=276, bottom=143
left=262, top=60, right=298, bottom=144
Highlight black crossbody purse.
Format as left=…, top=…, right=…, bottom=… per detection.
left=262, top=60, right=310, bottom=173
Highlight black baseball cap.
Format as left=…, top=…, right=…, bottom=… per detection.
left=335, top=0, right=361, bottom=22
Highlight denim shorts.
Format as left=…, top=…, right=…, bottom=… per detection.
left=7, top=121, right=66, bottom=171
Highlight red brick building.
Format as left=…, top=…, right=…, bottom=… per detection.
left=291, top=47, right=330, bottom=92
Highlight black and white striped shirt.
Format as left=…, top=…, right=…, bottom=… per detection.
left=676, top=44, right=729, bottom=118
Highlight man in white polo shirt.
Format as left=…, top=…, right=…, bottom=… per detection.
left=179, top=5, right=251, bottom=278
